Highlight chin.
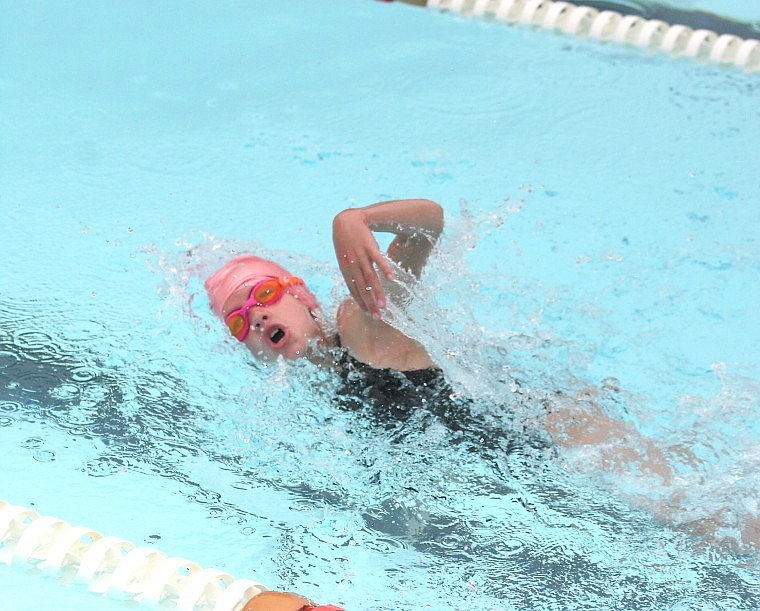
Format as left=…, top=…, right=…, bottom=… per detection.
left=282, top=342, right=308, bottom=360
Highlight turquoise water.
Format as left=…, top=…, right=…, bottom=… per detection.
left=1, top=1, right=758, bottom=610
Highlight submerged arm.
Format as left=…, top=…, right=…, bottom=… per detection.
left=332, top=198, right=443, bottom=318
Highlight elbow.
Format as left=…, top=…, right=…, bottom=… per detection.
left=422, top=199, right=444, bottom=237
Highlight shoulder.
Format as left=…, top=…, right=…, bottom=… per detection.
left=336, top=297, right=373, bottom=358
left=336, top=297, right=436, bottom=371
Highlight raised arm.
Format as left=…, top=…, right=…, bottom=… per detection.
left=332, top=199, right=443, bottom=319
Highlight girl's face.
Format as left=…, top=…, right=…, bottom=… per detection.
left=222, top=285, right=322, bottom=361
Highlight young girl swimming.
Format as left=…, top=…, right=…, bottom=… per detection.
left=205, top=198, right=757, bottom=567
left=204, top=198, right=443, bottom=370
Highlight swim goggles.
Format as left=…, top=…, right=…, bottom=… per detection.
left=224, top=276, right=305, bottom=341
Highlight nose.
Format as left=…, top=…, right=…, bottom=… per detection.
left=247, top=309, right=269, bottom=330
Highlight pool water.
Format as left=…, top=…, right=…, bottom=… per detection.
left=644, top=0, right=759, bottom=23
left=1, top=1, right=758, bottom=610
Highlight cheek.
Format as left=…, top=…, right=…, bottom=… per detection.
left=243, top=336, right=276, bottom=360
left=285, top=335, right=311, bottom=359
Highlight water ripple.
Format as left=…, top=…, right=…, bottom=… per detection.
left=11, top=330, right=61, bottom=363
left=20, top=437, right=44, bottom=449
left=85, top=455, right=126, bottom=477
left=69, top=366, right=97, bottom=383
left=0, top=401, right=22, bottom=413
left=32, top=450, right=56, bottom=463
left=396, top=68, right=513, bottom=119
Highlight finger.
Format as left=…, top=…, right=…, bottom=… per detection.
left=344, top=269, right=364, bottom=307
left=358, top=258, right=381, bottom=315
left=367, top=255, right=389, bottom=309
left=364, top=270, right=385, bottom=313
left=339, top=252, right=366, bottom=307
left=373, top=251, right=395, bottom=281
left=348, top=256, right=379, bottom=318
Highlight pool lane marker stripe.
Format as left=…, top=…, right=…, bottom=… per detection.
left=425, top=0, right=760, bottom=71
left=0, top=499, right=266, bottom=610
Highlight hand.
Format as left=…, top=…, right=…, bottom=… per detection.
left=332, top=208, right=395, bottom=319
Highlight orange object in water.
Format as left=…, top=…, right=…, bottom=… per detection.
left=243, top=590, right=345, bottom=611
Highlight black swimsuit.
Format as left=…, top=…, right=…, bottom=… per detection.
left=335, top=349, right=451, bottom=418
left=333, top=336, right=549, bottom=452
left=332, top=335, right=482, bottom=442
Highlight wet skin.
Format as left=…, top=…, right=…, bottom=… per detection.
left=221, top=286, right=323, bottom=361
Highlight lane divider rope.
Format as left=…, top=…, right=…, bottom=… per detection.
left=0, top=499, right=267, bottom=610
left=426, top=0, right=760, bottom=71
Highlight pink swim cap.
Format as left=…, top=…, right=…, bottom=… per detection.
left=204, top=255, right=319, bottom=319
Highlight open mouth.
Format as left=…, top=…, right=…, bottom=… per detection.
left=269, top=327, right=286, bottom=345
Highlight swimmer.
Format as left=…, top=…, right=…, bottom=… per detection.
left=205, top=198, right=443, bottom=370
left=205, top=198, right=758, bottom=556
